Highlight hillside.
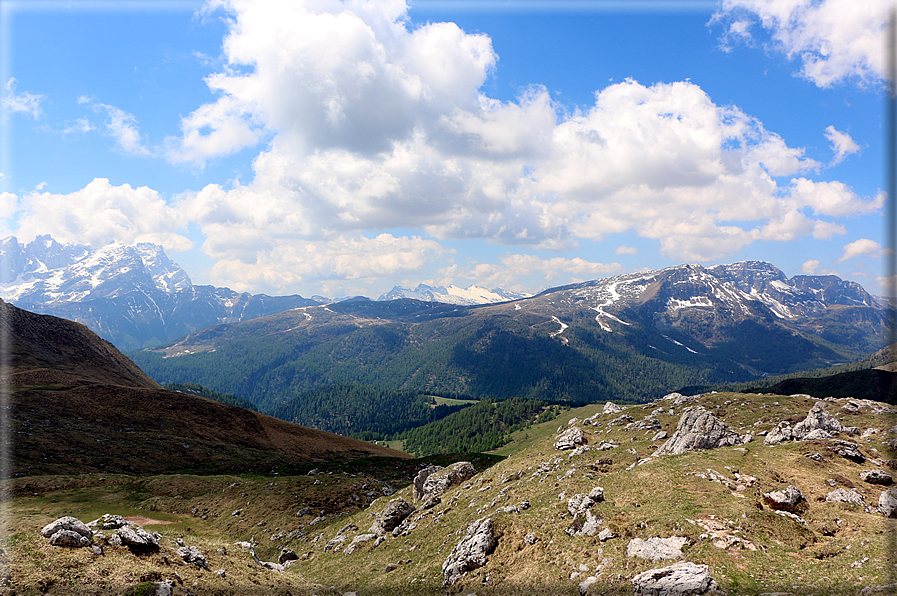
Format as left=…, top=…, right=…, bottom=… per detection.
left=131, top=261, right=890, bottom=412
left=3, top=300, right=407, bottom=476
left=9, top=390, right=897, bottom=594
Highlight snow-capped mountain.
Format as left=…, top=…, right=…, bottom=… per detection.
left=378, top=283, right=531, bottom=306
left=0, top=236, right=320, bottom=350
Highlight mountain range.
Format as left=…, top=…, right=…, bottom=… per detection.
left=0, top=236, right=320, bottom=350
left=130, top=259, right=890, bottom=416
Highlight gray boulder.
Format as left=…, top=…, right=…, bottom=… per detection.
left=442, top=517, right=497, bottom=587
left=793, top=405, right=843, bottom=439
left=829, top=440, right=865, bottom=463
left=762, top=485, right=805, bottom=513
left=555, top=426, right=585, bottom=450
left=826, top=487, right=866, bottom=507
left=567, top=494, right=596, bottom=517
left=48, top=529, right=90, bottom=548
left=653, top=407, right=742, bottom=456
left=566, top=510, right=603, bottom=537
left=415, top=462, right=476, bottom=501
left=370, top=497, right=416, bottom=535
left=879, top=486, right=897, bottom=518
left=41, top=516, right=92, bottom=540
left=603, top=401, right=624, bottom=414
left=116, top=524, right=161, bottom=550
left=627, top=536, right=688, bottom=561
left=177, top=545, right=208, bottom=568
left=632, top=561, right=724, bottom=595
left=860, top=470, right=893, bottom=485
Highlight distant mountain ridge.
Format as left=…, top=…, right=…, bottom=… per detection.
left=132, top=259, right=890, bottom=409
left=379, top=283, right=530, bottom=305
left=0, top=235, right=321, bottom=350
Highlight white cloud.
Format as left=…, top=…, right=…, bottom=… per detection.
left=837, top=238, right=884, bottom=262
left=714, top=0, right=890, bottom=88
left=62, top=117, right=95, bottom=135
left=204, top=233, right=447, bottom=295
left=615, top=245, right=638, bottom=255
left=824, top=125, right=861, bottom=165
left=456, top=254, right=622, bottom=290
left=14, top=178, right=190, bottom=253
left=79, top=96, right=151, bottom=156
left=801, top=259, right=820, bottom=274
left=1, top=78, right=44, bottom=120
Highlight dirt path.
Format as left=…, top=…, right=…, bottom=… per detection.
left=124, top=515, right=177, bottom=526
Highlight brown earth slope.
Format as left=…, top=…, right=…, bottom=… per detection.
left=1, top=300, right=408, bottom=476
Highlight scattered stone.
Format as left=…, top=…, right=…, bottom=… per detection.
left=762, top=485, right=805, bottom=513
left=828, top=440, right=865, bottom=463
left=41, top=516, right=92, bottom=540
left=596, top=441, right=618, bottom=451
left=588, top=486, right=605, bottom=502
left=603, top=401, right=623, bottom=414
left=155, top=579, right=174, bottom=596
left=279, top=548, right=299, bottom=564
left=879, top=486, right=897, bottom=518
left=598, top=528, right=616, bottom=542
left=555, top=426, right=585, bottom=450
left=567, top=494, right=596, bottom=516
left=370, top=498, right=416, bottom=535
left=793, top=405, right=843, bottom=439
left=826, top=487, right=866, bottom=507
left=48, top=529, right=91, bottom=548
left=775, top=510, right=808, bottom=526
left=609, top=414, right=634, bottom=426
left=652, top=430, right=668, bottom=442
left=860, top=470, right=893, bottom=485
left=442, top=517, right=497, bottom=587
left=214, top=570, right=226, bottom=578
left=631, top=561, right=724, bottom=596
left=116, top=524, right=161, bottom=551
left=295, top=507, right=312, bottom=517
left=627, top=536, right=688, bottom=561
left=177, top=545, right=208, bottom=569
left=90, top=544, right=103, bottom=556
left=413, top=462, right=476, bottom=501
left=579, top=575, right=599, bottom=595
left=523, top=533, right=538, bottom=545
left=653, top=407, right=742, bottom=456
left=567, top=511, right=603, bottom=537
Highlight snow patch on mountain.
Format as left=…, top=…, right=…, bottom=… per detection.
left=378, top=283, right=530, bottom=306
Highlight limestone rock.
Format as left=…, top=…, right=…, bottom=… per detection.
left=879, top=486, right=897, bottom=518
left=370, top=497, right=416, bottom=535
left=793, top=405, right=843, bottom=439
left=603, top=402, right=623, bottom=414
left=414, top=462, right=476, bottom=501
left=566, top=511, right=603, bottom=537
left=48, top=529, right=90, bottom=548
left=41, top=516, right=92, bottom=540
left=631, top=561, right=724, bottom=595
left=442, top=517, right=497, bottom=587
left=279, top=548, right=299, bottom=564
left=826, top=487, right=866, bottom=506
left=627, top=536, right=689, bottom=561
left=177, top=545, right=208, bottom=569
left=829, top=440, right=865, bottom=463
left=763, top=423, right=793, bottom=445
left=555, top=426, right=585, bottom=450
left=598, top=528, right=616, bottom=541
left=762, top=485, right=805, bottom=513
left=653, top=407, right=742, bottom=456
left=860, top=470, right=893, bottom=485
left=116, top=524, right=161, bottom=550
left=567, top=494, right=596, bottom=516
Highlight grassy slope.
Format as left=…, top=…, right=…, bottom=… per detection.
left=7, top=392, right=897, bottom=595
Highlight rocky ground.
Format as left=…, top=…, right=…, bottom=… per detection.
left=6, top=391, right=897, bottom=595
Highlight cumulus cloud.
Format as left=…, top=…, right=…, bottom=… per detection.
left=13, top=0, right=880, bottom=294
left=801, top=259, right=820, bottom=274
left=824, top=125, right=860, bottom=165
left=1, top=78, right=44, bottom=120
left=14, top=178, right=190, bottom=253
left=450, top=254, right=622, bottom=291
left=837, top=238, right=885, bottom=262
left=204, top=233, right=447, bottom=295
left=79, top=96, right=151, bottom=156
left=615, top=245, right=638, bottom=255
left=713, top=0, right=890, bottom=88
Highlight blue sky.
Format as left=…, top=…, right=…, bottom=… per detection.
left=0, top=0, right=890, bottom=299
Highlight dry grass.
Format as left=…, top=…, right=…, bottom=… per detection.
left=5, top=392, right=897, bottom=595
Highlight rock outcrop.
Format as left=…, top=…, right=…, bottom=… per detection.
left=370, top=498, right=416, bottom=535
left=627, top=536, right=689, bottom=561
left=762, top=485, right=806, bottom=513
left=555, top=426, right=585, bottom=450
left=41, top=516, right=93, bottom=548
left=653, top=407, right=742, bottom=456
left=631, top=561, right=724, bottom=595
left=879, top=486, right=897, bottom=518
left=411, top=462, right=476, bottom=501
left=442, top=517, right=497, bottom=587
